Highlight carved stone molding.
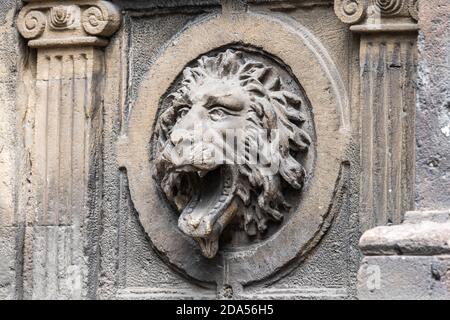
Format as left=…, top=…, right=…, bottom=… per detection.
left=334, top=0, right=368, bottom=24
left=49, top=5, right=80, bottom=30
left=17, top=0, right=120, bottom=48
left=16, top=0, right=121, bottom=299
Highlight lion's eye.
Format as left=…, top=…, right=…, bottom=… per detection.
left=209, top=106, right=231, bottom=121
left=177, top=106, right=190, bottom=119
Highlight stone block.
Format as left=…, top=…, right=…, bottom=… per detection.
left=358, top=211, right=450, bottom=300
left=360, top=220, right=450, bottom=256
left=358, top=255, right=450, bottom=300
left=0, top=227, right=17, bottom=300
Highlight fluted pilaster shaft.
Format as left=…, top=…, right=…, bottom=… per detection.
left=335, top=0, right=418, bottom=228
left=17, top=0, right=120, bottom=299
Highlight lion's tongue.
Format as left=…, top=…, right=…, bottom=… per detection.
left=179, top=166, right=238, bottom=258
left=196, top=237, right=219, bottom=259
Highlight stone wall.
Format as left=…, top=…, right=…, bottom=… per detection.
left=416, top=0, right=450, bottom=209
left=0, top=0, right=448, bottom=300
left=357, top=0, right=450, bottom=300
left=0, top=0, right=21, bottom=300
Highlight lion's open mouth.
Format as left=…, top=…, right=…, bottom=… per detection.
left=177, top=165, right=238, bottom=258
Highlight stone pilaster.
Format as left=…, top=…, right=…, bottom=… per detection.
left=16, top=0, right=120, bottom=299
left=335, top=0, right=450, bottom=299
left=335, top=0, right=418, bottom=228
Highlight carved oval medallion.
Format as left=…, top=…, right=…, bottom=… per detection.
left=152, top=48, right=315, bottom=258
left=120, top=12, right=350, bottom=285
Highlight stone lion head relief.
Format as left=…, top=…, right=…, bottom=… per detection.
left=153, top=49, right=312, bottom=258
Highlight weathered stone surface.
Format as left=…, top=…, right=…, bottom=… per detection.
left=0, top=0, right=20, bottom=301
left=31, top=226, right=83, bottom=300
left=405, top=210, right=450, bottom=224
left=358, top=210, right=450, bottom=300
left=119, top=9, right=351, bottom=290
left=0, top=0, right=448, bottom=300
left=358, top=255, right=450, bottom=300
left=117, top=0, right=221, bottom=10
left=0, top=1, right=18, bottom=226
left=13, top=0, right=121, bottom=300
left=335, top=0, right=418, bottom=229
left=360, top=212, right=450, bottom=256
left=350, top=0, right=450, bottom=301
left=0, top=227, right=18, bottom=300
left=108, top=4, right=358, bottom=299
left=416, top=0, right=450, bottom=210
left=357, top=11, right=450, bottom=287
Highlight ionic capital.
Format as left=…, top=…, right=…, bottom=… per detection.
left=17, top=0, right=121, bottom=48
left=334, top=0, right=418, bottom=33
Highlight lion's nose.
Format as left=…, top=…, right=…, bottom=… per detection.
left=189, top=218, right=200, bottom=229
left=171, top=133, right=184, bottom=145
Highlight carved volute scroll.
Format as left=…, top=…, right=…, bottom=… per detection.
left=153, top=49, right=312, bottom=258
left=16, top=0, right=120, bottom=299
left=17, top=0, right=120, bottom=48
left=335, top=0, right=418, bottom=228
left=334, top=0, right=368, bottom=24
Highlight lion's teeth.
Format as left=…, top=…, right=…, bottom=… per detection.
left=198, top=171, right=207, bottom=178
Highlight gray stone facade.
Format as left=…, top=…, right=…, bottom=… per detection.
left=357, top=0, right=450, bottom=300
left=0, top=0, right=448, bottom=300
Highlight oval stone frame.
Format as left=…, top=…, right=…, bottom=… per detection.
left=118, top=12, right=350, bottom=285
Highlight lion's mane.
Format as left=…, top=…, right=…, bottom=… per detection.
left=154, top=49, right=311, bottom=235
